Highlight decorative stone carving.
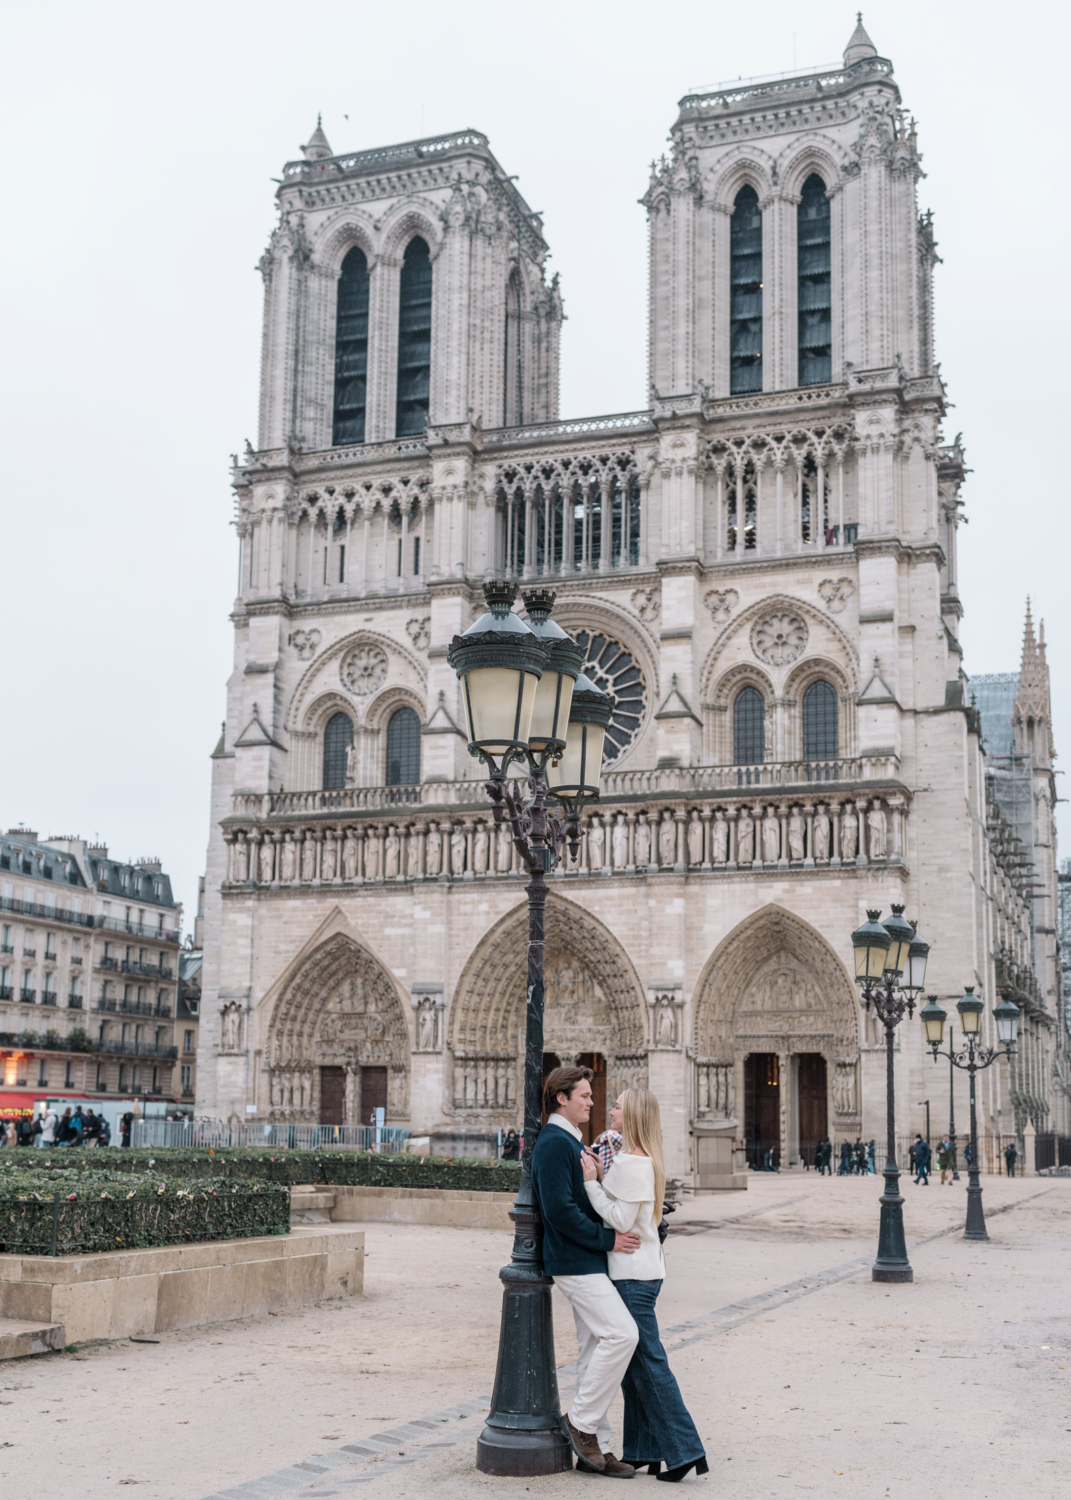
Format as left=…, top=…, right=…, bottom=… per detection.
left=473, top=822, right=489, bottom=875
left=712, top=811, right=729, bottom=864
left=818, top=577, right=855, bottom=614
left=630, top=587, right=660, bottom=623
left=341, top=644, right=388, bottom=696
left=696, top=1059, right=735, bottom=1119
left=300, top=833, right=316, bottom=882
left=280, top=834, right=298, bottom=883
left=612, top=814, right=629, bottom=870
left=588, top=815, right=606, bottom=871
left=291, top=628, right=321, bottom=660
left=321, top=831, right=337, bottom=882
left=762, top=808, right=780, bottom=864
left=813, top=806, right=831, bottom=862
left=220, top=1002, right=243, bottom=1053
left=384, top=827, right=400, bottom=880
left=751, top=612, right=808, bottom=666
left=342, top=831, right=358, bottom=882
left=867, top=803, right=887, bottom=860
left=425, top=823, right=442, bottom=877
left=634, top=814, right=652, bottom=868
left=658, top=811, right=676, bottom=868
left=788, top=808, right=806, bottom=862
left=833, top=1060, right=857, bottom=1117
left=406, top=616, right=431, bottom=651
left=737, top=808, right=755, bottom=864
left=495, top=820, right=511, bottom=874
left=704, top=588, right=739, bottom=625
left=412, top=991, right=443, bottom=1051
left=258, top=837, right=274, bottom=885
left=232, top=836, right=249, bottom=884
left=687, top=810, right=703, bottom=866
left=840, top=803, right=858, bottom=862
left=345, top=740, right=358, bottom=788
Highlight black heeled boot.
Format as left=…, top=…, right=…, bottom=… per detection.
left=656, top=1456, right=709, bottom=1482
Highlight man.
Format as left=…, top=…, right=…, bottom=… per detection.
left=120, top=1110, right=135, bottom=1148
left=937, top=1135, right=954, bottom=1185
left=531, top=1064, right=640, bottom=1478
left=1004, top=1141, right=1017, bottom=1179
left=913, top=1135, right=931, bottom=1185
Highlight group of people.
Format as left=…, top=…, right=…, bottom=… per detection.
left=531, top=1065, right=707, bottom=1481
left=810, top=1137, right=876, bottom=1175
left=0, top=1106, right=140, bottom=1148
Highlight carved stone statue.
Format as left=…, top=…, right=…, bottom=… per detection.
left=364, top=830, right=380, bottom=882
left=384, top=827, right=400, bottom=880
left=232, top=836, right=248, bottom=884
left=635, top=815, right=652, bottom=868
left=656, top=998, right=676, bottom=1046
left=450, top=824, right=466, bottom=877
left=473, top=822, right=489, bottom=875
left=220, top=1003, right=242, bottom=1052
left=342, top=831, right=358, bottom=881
left=495, top=820, right=511, bottom=873
left=813, top=806, right=830, bottom=862
left=321, top=831, right=337, bottom=882
left=840, top=804, right=858, bottom=862
left=407, top=828, right=421, bottom=879
left=712, top=811, right=729, bottom=864
left=281, top=834, right=297, bottom=883
left=588, top=815, right=605, bottom=871
left=762, top=809, right=780, bottom=864
left=258, top=837, right=274, bottom=884
left=300, top=834, right=316, bottom=882
left=867, top=803, right=888, bottom=860
left=418, top=1001, right=436, bottom=1050
left=788, top=808, right=806, bottom=863
left=345, top=738, right=358, bottom=788
left=833, top=1062, right=856, bottom=1116
left=737, top=810, right=755, bottom=864
left=687, top=810, right=703, bottom=867
left=426, top=823, right=442, bottom=877
left=612, top=814, right=628, bottom=870
left=659, top=812, right=676, bottom=868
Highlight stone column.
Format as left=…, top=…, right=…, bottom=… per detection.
left=700, top=807, right=714, bottom=871
left=626, top=810, right=637, bottom=873
left=777, top=803, right=790, bottom=870
left=674, top=809, right=687, bottom=873
left=804, top=804, right=816, bottom=868
left=830, top=802, right=842, bottom=868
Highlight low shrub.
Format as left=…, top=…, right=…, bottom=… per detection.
left=0, top=1162, right=290, bottom=1255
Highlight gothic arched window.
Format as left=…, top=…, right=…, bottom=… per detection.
left=395, top=237, right=432, bottom=437
left=797, top=174, right=831, bottom=387
left=332, top=247, right=370, bottom=445
left=803, top=680, right=838, bottom=761
left=730, top=186, right=763, bottom=394
left=385, top=706, right=421, bottom=786
left=323, top=711, right=354, bottom=790
left=733, top=687, right=765, bottom=764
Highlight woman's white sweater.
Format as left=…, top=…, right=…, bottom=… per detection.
left=584, top=1152, right=665, bottom=1281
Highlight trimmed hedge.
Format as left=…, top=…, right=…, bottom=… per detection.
left=0, top=1163, right=290, bottom=1255
left=24, top=1148, right=523, bottom=1194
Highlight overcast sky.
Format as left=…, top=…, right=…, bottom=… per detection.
left=1, top=0, right=1068, bottom=923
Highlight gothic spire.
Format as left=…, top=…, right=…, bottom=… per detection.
left=843, top=13, right=878, bottom=66
left=1014, top=598, right=1053, bottom=764
left=301, top=114, right=333, bottom=162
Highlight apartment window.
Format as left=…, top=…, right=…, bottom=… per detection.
left=45, top=934, right=56, bottom=960
left=184, top=1029, right=194, bottom=1054
left=71, top=937, right=81, bottom=961
left=64, top=1061, right=74, bottom=1088
left=24, top=929, right=35, bottom=956
left=797, top=174, right=832, bottom=386
left=181, top=1064, right=192, bottom=1093
left=131, top=1066, right=140, bottom=1089
left=323, top=711, right=355, bottom=790
left=733, top=687, right=766, bottom=765
left=151, top=1066, right=159, bottom=1093
left=1, top=965, right=10, bottom=992
left=38, top=1058, right=48, bottom=1086
left=730, top=185, right=763, bottom=394
left=118, top=1063, right=127, bottom=1091
left=96, top=1063, right=107, bottom=1091
left=103, top=941, right=112, bottom=960
left=395, top=237, right=432, bottom=436
left=158, top=989, right=167, bottom=1011
left=121, top=1022, right=130, bottom=1043
left=72, top=897, right=82, bottom=915
left=1, top=924, right=11, bottom=952
left=332, top=246, right=370, bottom=445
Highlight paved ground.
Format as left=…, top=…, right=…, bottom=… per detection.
left=2, top=1170, right=1068, bottom=1500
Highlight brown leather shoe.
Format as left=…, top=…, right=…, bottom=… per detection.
left=601, top=1453, right=636, bottom=1478
left=562, top=1416, right=606, bottom=1470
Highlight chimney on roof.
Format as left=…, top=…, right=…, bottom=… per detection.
left=6, top=828, right=39, bottom=842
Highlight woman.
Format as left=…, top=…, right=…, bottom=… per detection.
left=581, top=1089, right=707, bottom=1482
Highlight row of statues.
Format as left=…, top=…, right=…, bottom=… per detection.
left=226, top=796, right=897, bottom=885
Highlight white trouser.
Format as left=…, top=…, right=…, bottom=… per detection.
left=555, top=1273, right=638, bottom=1450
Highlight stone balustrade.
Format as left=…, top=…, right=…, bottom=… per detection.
left=222, top=785, right=909, bottom=887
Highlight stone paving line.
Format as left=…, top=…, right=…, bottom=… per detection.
left=198, top=1187, right=1056, bottom=1500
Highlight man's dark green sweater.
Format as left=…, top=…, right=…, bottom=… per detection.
left=531, top=1118, right=615, bottom=1276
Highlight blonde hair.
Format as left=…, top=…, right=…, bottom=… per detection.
left=620, top=1088, right=666, bottom=1223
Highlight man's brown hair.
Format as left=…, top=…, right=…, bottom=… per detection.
left=543, top=1064, right=593, bottom=1118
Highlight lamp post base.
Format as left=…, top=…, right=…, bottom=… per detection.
left=872, top=1262, right=914, bottom=1283
left=476, top=1423, right=573, bottom=1476
left=963, top=1172, right=989, bottom=1241
left=872, top=1164, right=913, bottom=1283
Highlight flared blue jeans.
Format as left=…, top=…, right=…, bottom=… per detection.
left=611, top=1278, right=705, bottom=1470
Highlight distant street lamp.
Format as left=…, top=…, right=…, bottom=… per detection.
left=919, top=988, right=1020, bottom=1240
left=850, top=905, right=928, bottom=1282
left=448, top=581, right=612, bottom=1477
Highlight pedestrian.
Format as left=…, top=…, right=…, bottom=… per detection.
left=852, top=1139, right=866, bottom=1175
left=38, top=1107, right=57, bottom=1147
left=913, top=1134, right=931, bottom=1185
left=501, top=1129, right=520, bottom=1161
left=530, top=1064, right=640, bottom=1476
left=867, top=1139, right=876, bottom=1174
left=84, top=1110, right=101, bottom=1147
left=69, top=1105, right=85, bottom=1146
left=937, top=1135, right=954, bottom=1184
left=98, top=1114, right=112, bottom=1147
left=1004, top=1141, right=1017, bottom=1179
left=120, top=1110, right=135, bottom=1148
left=838, top=1140, right=852, bottom=1176
left=583, top=1089, right=708, bottom=1482
left=55, top=1107, right=73, bottom=1146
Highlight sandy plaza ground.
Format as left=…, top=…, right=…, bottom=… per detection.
left=1, top=1171, right=1068, bottom=1500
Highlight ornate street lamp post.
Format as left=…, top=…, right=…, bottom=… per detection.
left=850, top=906, right=928, bottom=1283
left=919, top=988, right=1020, bottom=1240
left=448, top=581, right=612, bottom=1477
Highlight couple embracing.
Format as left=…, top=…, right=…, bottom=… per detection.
left=532, top=1064, right=707, bottom=1482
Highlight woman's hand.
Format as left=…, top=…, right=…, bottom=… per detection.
left=580, top=1150, right=598, bottom=1182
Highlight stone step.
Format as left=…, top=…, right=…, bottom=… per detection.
left=290, top=1189, right=337, bottom=1225
left=0, top=1317, right=66, bottom=1361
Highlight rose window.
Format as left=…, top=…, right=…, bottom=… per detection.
left=572, top=630, right=646, bottom=761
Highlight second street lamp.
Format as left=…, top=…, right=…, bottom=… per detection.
left=850, top=904, right=927, bottom=1283
left=449, top=581, right=611, bottom=1477
left=921, top=988, right=1020, bottom=1240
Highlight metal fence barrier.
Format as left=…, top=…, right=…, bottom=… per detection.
left=130, top=1119, right=410, bottom=1152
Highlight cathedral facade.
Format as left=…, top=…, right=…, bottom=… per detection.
left=199, top=20, right=1069, bottom=1178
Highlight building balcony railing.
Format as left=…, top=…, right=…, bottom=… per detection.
left=67, top=995, right=83, bottom=1009
left=95, top=998, right=173, bottom=1019
left=97, top=1040, right=177, bottom=1060
left=41, top=992, right=58, bottom=1006
left=0, top=944, right=12, bottom=955
left=22, top=948, right=36, bottom=959
left=70, top=954, right=82, bottom=965
left=94, top=914, right=181, bottom=944
left=120, top=960, right=174, bottom=979
left=20, top=989, right=35, bottom=1002
left=0, top=894, right=96, bottom=928
left=98, top=955, right=119, bottom=970
left=0, top=986, right=12, bottom=1000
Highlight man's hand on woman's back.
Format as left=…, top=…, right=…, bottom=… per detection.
left=613, top=1232, right=641, bottom=1253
